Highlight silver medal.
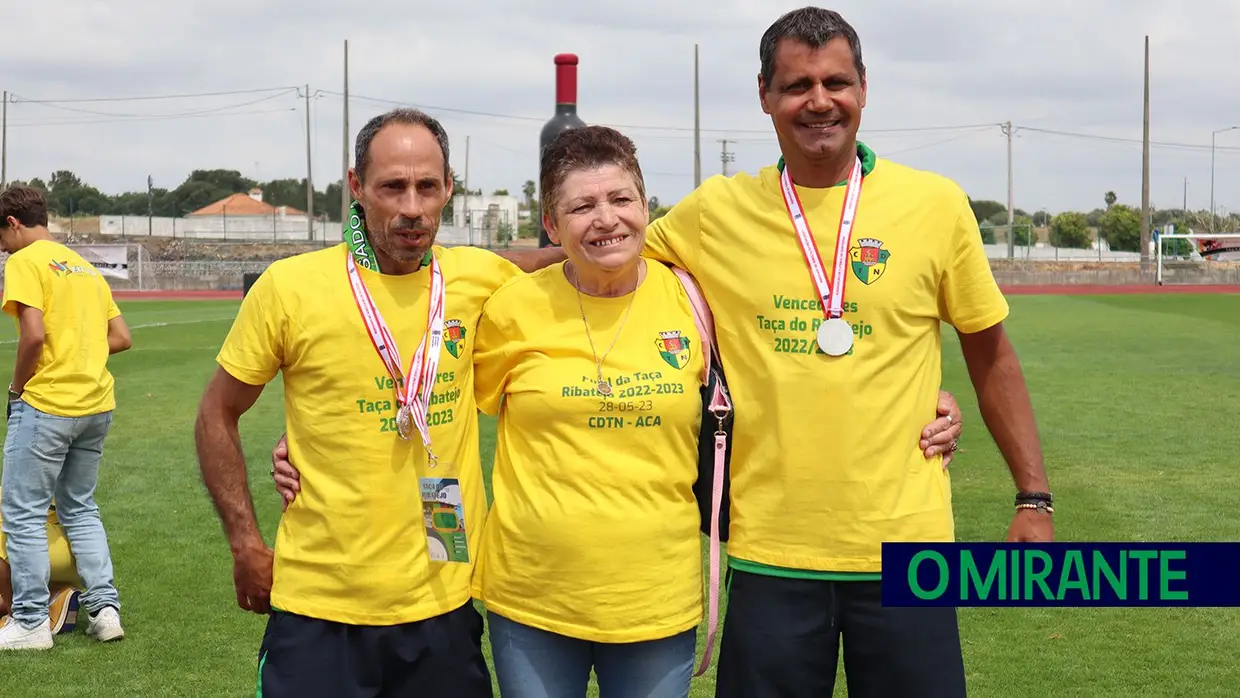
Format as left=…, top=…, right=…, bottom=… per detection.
left=395, top=405, right=413, bottom=439
left=817, top=317, right=854, bottom=356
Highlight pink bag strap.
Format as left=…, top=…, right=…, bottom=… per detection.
left=672, top=266, right=731, bottom=678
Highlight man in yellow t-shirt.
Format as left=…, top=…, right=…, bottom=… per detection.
left=641, top=9, right=1053, bottom=698
left=194, top=108, right=559, bottom=697
left=0, top=487, right=85, bottom=634
left=0, top=185, right=132, bottom=651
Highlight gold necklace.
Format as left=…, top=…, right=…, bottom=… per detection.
left=570, top=262, right=639, bottom=396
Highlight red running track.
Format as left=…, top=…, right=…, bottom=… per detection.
left=115, top=285, right=1240, bottom=301
left=114, top=290, right=242, bottom=300
left=1000, top=284, right=1240, bottom=295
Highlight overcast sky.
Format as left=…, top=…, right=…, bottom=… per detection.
left=7, top=0, right=1240, bottom=216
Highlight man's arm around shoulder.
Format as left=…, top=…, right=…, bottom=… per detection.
left=494, top=245, right=567, bottom=274
left=956, top=321, right=1053, bottom=542
left=194, top=366, right=274, bottom=613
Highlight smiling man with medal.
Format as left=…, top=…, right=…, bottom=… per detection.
left=194, top=108, right=560, bottom=698
left=640, top=8, right=1055, bottom=698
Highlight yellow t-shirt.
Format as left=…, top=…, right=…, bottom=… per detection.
left=215, top=242, right=521, bottom=625
left=0, top=487, right=81, bottom=586
left=1, top=239, right=122, bottom=417
left=643, top=149, right=1010, bottom=574
left=471, top=261, right=705, bottom=642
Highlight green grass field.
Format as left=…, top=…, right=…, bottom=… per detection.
left=0, top=293, right=1237, bottom=696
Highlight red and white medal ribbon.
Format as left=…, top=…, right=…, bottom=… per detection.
left=346, top=252, right=446, bottom=465
left=778, top=156, right=863, bottom=356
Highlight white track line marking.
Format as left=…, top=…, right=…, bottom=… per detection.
left=0, top=316, right=233, bottom=345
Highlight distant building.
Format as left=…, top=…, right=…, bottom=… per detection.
left=451, top=193, right=519, bottom=245
left=188, top=188, right=309, bottom=222
left=98, top=187, right=330, bottom=240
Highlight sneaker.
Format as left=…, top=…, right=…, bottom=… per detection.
left=48, top=587, right=82, bottom=635
left=0, top=616, right=53, bottom=650
left=85, top=606, right=124, bottom=642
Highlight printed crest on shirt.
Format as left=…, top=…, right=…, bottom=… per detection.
left=654, top=330, right=692, bottom=370
left=443, top=319, right=467, bottom=359
left=849, top=238, right=890, bottom=285
left=47, top=259, right=93, bottom=278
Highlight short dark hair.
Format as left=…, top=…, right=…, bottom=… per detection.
left=540, top=126, right=646, bottom=216
left=760, top=7, right=865, bottom=87
left=0, top=185, right=49, bottom=229
left=354, top=108, right=451, bottom=183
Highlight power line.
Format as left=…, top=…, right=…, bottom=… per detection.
left=9, top=84, right=1238, bottom=153
left=323, top=91, right=544, bottom=123
left=8, top=89, right=299, bottom=119
left=1016, top=125, right=1240, bottom=152
left=322, top=89, right=1240, bottom=153
left=318, top=89, right=994, bottom=136
left=883, top=128, right=994, bottom=156
left=8, top=86, right=301, bottom=104
left=7, top=107, right=297, bottom=128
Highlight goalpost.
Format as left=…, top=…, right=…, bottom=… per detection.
left=67, top=243, right=152, bottom=292
left=1154, top=232, right=1240, bottom=286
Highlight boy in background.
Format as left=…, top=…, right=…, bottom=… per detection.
left=0, top=185, right=132, bottom=650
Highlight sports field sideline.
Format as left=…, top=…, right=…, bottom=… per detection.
left=0, top=289, right=1237, bottom=697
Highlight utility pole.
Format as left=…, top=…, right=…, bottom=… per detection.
left=341, top=40, right=351, bottom=226
left=718, top=139, right=735, bottom=176
left=147, top=175, right=153, bottom=237
left=2, top=91, right=7, bottom=189
left=1140, top=35, right=1151, bottom=268
left=304, top=84, right=315, bottom=241
left=694, top=44, right=701, bottom=188
left=1208, top=126, right=1237, bottom=233
left=1183, top=177, right=1187, bottom=213
left=1002, top=121, right=1014, bottom=259
left=461, top=135, right=470, bottom=228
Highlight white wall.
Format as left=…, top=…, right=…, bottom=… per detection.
left=93, top=216, right=510, bottom=248
left=98, top=215, right=332, bottom=241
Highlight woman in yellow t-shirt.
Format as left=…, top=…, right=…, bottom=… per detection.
left=269, top=126, right=966, bottom=697
left=469, top=126, right=711, bottom=697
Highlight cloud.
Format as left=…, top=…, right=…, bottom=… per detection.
left=6, top=0, right=1240, bottom=217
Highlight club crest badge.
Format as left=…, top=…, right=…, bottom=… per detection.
left=850, top=238, right=890, bottom=285
left=655, top=330, right=692, bottom=370
left=443, top=319, right=466, bottom=359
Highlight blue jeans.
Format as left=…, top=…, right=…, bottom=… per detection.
left=1, top=400, right=120, bottom=628
left=487, top=612, right=695, bottom=698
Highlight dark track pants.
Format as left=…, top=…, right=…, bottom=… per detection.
left=256, top=601, right=493, bottom=698
left=715, top=570, right=967, bottom=698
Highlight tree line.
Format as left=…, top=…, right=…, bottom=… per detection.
left=4, top=169, right=348, bottom=223
left=968, top=192, right=1237, bottom=253
left=6, top=170, right=1233, bottom=253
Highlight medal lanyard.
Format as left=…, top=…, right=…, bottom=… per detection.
left=346, top=252, right=446, bottom=464
left=778, top=156, right=863, bottom=319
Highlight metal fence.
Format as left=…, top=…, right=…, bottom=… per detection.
left=7, top=228, right=1235, bottom=292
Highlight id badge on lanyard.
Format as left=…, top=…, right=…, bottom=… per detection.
left=346, top=251, right=470, bottom=563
